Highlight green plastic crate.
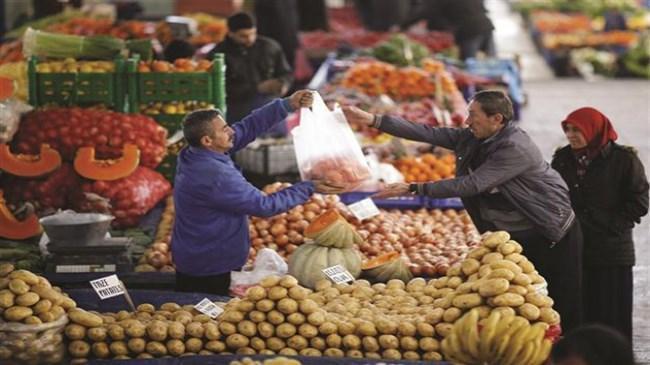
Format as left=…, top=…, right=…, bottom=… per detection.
left=126, top=54, right=226, bottom=113
left=27, top=57, right=126, bottom=111
left=152, top=114, right=184, bottom=135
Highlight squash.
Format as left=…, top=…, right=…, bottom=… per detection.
left=74, top=143, right=140, bottom=181
left=305, top=210, right=363, bottom=248
left=362, top=252, right=413, bottom=283
left=288, top=242, right=362, bottom=289
left=0, top=144, right=61, bottom=177
left=0, top=190, right=42, bottom=239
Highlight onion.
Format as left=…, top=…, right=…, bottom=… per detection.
left=255, top=220, right=270, bottom=230
left=276, top=234, right=289, bottom=247
left=270, top=223, right=287, bottom=236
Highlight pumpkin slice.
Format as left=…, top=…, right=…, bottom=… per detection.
left=0, top=190, right=42, bottom=240
left=362, top=252, right=413, bottom=283
left=304, top=209, right=343, bottom=238
left=74, top=143, right=140, bottom=181
left=0, top=143, right=62, bottom=177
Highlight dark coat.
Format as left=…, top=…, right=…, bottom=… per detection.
left=551, top=143, right=649, bottom=266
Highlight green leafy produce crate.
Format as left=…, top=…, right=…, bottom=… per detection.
left=27, top=56, right=127, bottom=111
left=152, top=113, right=184, bottom=135
left=126, top=54, right=226, bottom=112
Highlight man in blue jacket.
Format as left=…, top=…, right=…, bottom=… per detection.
left=172, top=90, right=342, bottom=295
left=343, top=90, right=583, bottom=332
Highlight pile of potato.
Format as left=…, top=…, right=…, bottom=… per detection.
left=426, top=231, right=560, bottom=337
left=64, top=303, right=225, bottom=362
left=0, top=264, right=77, bottom=364
left=230, top=356, right=301, bottom=365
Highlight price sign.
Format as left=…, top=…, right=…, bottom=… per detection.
left=347, top=198, right=380, bottom=221
left=322, top=265, right=355, bottom=284
left=90, top=275, right=124, bottom=300
left=194, top=298, right=224, bottom=319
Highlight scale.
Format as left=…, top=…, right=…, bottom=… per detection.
left=46, top=237, right=134, bottom=274
left=40, top=213, right=134, bottom=274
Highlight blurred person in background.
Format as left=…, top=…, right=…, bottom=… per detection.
left=552, top=107, right=649, bottom=340
left=354, top=0, right=412, bottom=31
left=254, top=0, right=300, bottom=68
left=403, top=0, right=495, bottom=60
left=297, top=0, right=329, bottom=31
left=551, top=324, right=635, bottom=365
left=208, top=12, right=293, bottom=125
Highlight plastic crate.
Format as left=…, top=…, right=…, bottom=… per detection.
left=27, top=57, right=126, bottom=111
left=234, top=139, right=298, bottom=176
left=151, top=113, right=184, bottom=134
left=126, top=53, right=226, bottom=112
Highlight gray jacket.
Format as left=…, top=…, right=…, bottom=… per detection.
left=379, top=115, right=576, bottom=243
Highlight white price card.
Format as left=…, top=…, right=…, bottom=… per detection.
left=347, top=198, right=380, bottom=221
left=90, top=274, right=125, bottom=300
left=322, top=265, right=355, bottom=284
left=194, top=298, right=224, bottom=319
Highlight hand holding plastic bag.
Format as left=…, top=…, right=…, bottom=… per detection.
left=292, top=92, right=371, bottom=191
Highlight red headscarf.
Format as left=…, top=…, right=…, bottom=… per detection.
left=562, top=107, right=618, bottom=159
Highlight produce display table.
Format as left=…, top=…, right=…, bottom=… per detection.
left=45, top=272, right=176, bottom=290
left=87, top=354, right=448, bottom=365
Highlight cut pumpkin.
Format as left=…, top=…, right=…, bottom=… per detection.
left=0, top=190, right=42, bottom=240
left=304, top=209, right=342, bottom=238
left=74, top=143, right=140, bottom=181
left=305, top=209, right=363, bottom=248
left=0, top=143, right=62, bottom=177
left=362, top=251, right=413, bottom=282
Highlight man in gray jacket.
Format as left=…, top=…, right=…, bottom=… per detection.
left=343, top=90, right=583, bottom=332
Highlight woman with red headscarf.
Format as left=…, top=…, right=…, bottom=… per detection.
left=552, top=107, right=648, bottom=340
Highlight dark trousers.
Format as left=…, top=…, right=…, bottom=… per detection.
left=509, top=221, right=584, bottom=333
left=175, top=271, right=231, bottom=296
left=583, top=265, right=633, bottom=340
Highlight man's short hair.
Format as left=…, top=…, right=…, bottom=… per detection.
left=182, top=109, right=224, bottom=147
left=471, top=90, right=514, bottom=124
left=228, top=12, right=256, bottom=32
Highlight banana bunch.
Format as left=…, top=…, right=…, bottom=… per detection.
left=441, top=308, right=552, bottom=365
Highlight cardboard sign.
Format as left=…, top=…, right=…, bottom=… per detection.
left=347, top=198, right=381, bottom=221
left=90, top=275, right=125, bottom=300
left=194, top=298, right=224, bottom=319
left=322, top=264, right=355, bottom=284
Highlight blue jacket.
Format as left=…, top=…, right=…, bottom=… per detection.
left=171, top=99, right=315, bottom=276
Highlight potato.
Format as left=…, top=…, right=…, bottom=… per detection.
left=90, top=342, right=110, bottom=358
left=259, top=349, right=275, bottom=355
left=137, top=303, right=155, bottom=313
left=221, top=310, right=245, bottom=323
left=24, top=315, right=42, bottom=324
left=185, top=338, right=203, bottom=353
left=414, top=322, right=434, bottom=337
left=453, top=293, right=484, bottom=309
left=205, top=340, right=226, bottom=353
left=237, top=320, right=257, bottom=337
left=318, top=321, right=338, bottom=335
left=69, top=309, right=103, bottom=327
left=257, top=322, right=274, bottom=338
left=286, top=312, right=305, bottom=326
left=518, top=303, right=541, bottom=321
left=540, top=307, right=561, bottom=325
left=300, top=348, right=322, bottom=357
left=146, top=320, right=167, bottom=342
left=443, top=307, right=462, bottom=323
left=377, top=334, right=398, bottom=349
left=492, top=306, right=516, bottom=317
left=280, top=275, right=299, bottom=288
left=298, top=299, right=319, bottom=315
left=267, top=310, right=285, bottom=325
left=276, top=323, right=297, bottom=339
left=65, top=324, right=86, bottom=340
left=146, top=341, right=167, bottom=357
left=224, top=334, right=248, bottom=350
left=461, top=258, right=481, bottom=276
left=525, top=292, right=554, bottom=307
left=435, top=322, right=454, bottom=337
left=419, top=336, right=440, bottom=352
left=260, top=275, right=282, bottom=288
left=395, top=321, right=416, bottom=337
left=4, top=306, right=32, bottom=322
left=186, top=321, right=205, bottom=338
left=324, top=348, right=344, bottom=357
left=481, top=252, right=504, bottom=265
left=308, top=337, right=326, bottom=351
left=124, top=321, right=146, bottom=338
left=364, top=351, right=381, bottom=359
left=165, top=339, right=185, bottom=356
left=278, top=347, right=298, bottom=356
left=268, top=286, right=288, bottom=301
left=0, top=263, right=14, bottom=277
left=507, top=284, right=529, bottom=296
left=172, top=311, right=194, bottom=324
left=266, top=337, right=286, bottom=351
left=519, top=259, right=535, bottom=273
left=203, top=322, right=220, bottom=340
left=9, top=270, right=39, bottom=285
left=424, top=307, right=444, bottom=324
left=286, top=334, right=308, bottom=350
left=249, top=337, right=266, bottom=351
left=478, top=278, right=510, bottom=297
left=255, top=299, right=275, bottom=312
left=491, top=293, right=525, bottom=307
left=160, top=302, right=181, bottom=312
left=277, top=298, right=298, bottom=315
left=307, top=310, right=326, bottom=326
left=375, top=318, right=397, bottom=335
left=15, top=292, right=39, bottom=307
left=0, top=290, right=15, bottom=308
left=245, top=310, right=264, bottom=323
left=68, top=340, right=90, bottom=358
left=60, top=297, right=76, bottom=310
left=8, top=279, right=29, bottom=295
left=0, top=278, right=9, bottom=290
left=137, top=353, right=154, bottom=359
left=382, top=348, right=402, bottom=360
left=288, top=286, right=309, bottom=301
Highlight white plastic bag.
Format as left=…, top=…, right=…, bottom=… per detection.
left=292, top=92, right=371, bottom=190
left=0, top=99, right=32, bottom=143
left=229, top=249, right=288, bottom=296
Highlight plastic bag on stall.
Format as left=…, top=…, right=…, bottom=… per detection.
left=0, top=77, right=33, bottom=143
left=0, top=314, right=68, bottom=364
left=292, top=92, right=371, bottom=190
left=229, top=248, right=288, bottom=297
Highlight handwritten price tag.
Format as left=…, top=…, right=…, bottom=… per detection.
left=194, top=298, right=224, bottom=319
left=347, top=198, right=380, bottom=221
left=322, top=265, right=355, bottom=284
left=90, top=275, right=124, bottom=300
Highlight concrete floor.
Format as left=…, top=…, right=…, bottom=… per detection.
left=487, top=0, right=650, bottom=361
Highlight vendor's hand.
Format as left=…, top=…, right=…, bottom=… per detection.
left=257, top=79, right=287, bottom=95
left=289, top=90, right=314, bottom=110
left=371, top=182, right=411, bottom=199
left=342, top=106, right=375, bottom=127
left=312, top=180, right=347, bottom=194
